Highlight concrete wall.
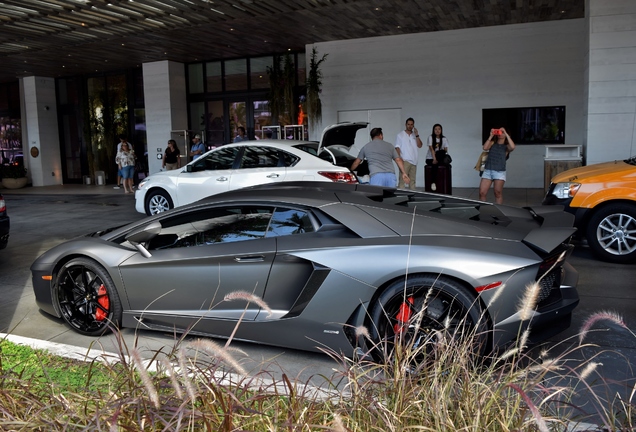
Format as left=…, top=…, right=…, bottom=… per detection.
left=585, top=0, right=636, bottom=164
left=142, top=60, right=188, bottom=175
left=20, top=76, right=62, bottom=186
left=310, top=19, right=586, bottom=188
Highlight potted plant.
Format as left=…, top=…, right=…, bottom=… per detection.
left=1, top=164, right=28, bottom=189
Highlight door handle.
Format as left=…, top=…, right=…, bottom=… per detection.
left=266, top=173, right=280, bottom=178
left=234, top=255, right=265, bottom=262
left=216, top=177, right=229, bottom=182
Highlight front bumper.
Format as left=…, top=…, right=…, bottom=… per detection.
left=542, top=185, right=589, bottom=234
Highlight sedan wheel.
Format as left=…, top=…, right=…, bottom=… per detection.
left=55, top=258, right=122, bottom=336
left=145, top=189, right=173, bottom=215
left=368, top=275, right=488, bottom=364
left=586, top=203, right=636, bottom=263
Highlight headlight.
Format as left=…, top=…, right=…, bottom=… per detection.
left=551, top=182, right=581, bottom=199
left=138, top=178, right=149, bottom=190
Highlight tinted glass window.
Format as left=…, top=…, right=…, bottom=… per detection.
left=148, top=206, right=274, bottom=250
left=240, top=146, right=281, bottom=168
left=267, top=208, right=315, bottom=237
left=281, top=150, right=300, bottom=167
left=194, top=147, right=239, bottom=171
left=293, top=143, right=318, bottom=156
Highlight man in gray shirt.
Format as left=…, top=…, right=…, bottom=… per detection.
left=351, top=127, right=410, bottom=187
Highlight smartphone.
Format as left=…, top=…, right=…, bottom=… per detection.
left=492, top=129, right=502, bottom=136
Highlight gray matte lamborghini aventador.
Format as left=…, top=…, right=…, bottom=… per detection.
left=31, top=182, right=579, bottom=360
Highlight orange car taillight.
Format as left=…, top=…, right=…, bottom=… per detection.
left=318, top=171, right=358, bottom=183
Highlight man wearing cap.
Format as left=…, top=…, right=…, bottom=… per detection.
left=351, top=127, right=409, bottom=187
left=189, top=134, right=205, bottom=161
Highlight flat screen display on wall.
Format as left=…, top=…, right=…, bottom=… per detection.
left=482, top=106, right=565, bottom=145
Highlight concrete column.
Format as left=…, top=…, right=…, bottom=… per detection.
left=20, top=76, right=62, bottom=186
left=585, top=0, right=636, bottom=164
left=142, top=61, right=188, bottom=175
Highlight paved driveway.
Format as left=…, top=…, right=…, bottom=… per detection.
left=1, top=189, right=635, bottom=417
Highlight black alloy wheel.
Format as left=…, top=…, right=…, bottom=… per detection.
left=145, top=189, right=173, bottom=215
left=368, top=274, right=488, bottom=364
left=55, top=258, right=122, bottom=336
left=586, top=203, right=636, bottom=263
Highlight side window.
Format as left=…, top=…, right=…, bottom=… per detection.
left=267, top=208, right=315, bottom=237
left=280, top=150, right=300, bottom=167
left=194, top=146, right=239, bottom=171
left=147, top=206, right=274, bottom=250
left=240, top=146, right=281, bottom=169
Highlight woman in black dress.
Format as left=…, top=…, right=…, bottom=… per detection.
left=162, top=139, right=181, bottom=170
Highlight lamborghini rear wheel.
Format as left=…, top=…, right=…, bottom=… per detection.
left=368, top=274, right=488, bottom=364
left=55, top=258, right=122, bottom=336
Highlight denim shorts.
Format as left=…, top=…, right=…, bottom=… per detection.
left=120, top=165, right=134, bottom=179
left=481, top=169, right=506, bottom=181
left=370, top=172, right=397, bottom=187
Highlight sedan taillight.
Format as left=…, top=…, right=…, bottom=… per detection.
left=0, top=197, right=5, bottom=213
left=318, top=171, right=358, bottom=183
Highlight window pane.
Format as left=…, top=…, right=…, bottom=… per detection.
left=240, top=146, right=280, bottom=168
left=149, top=206, right=274, bottom=249
left=250, top=56, right=272, bottom=90
left=280, top=150, right=299, bottom=167
left=188, top=64, right=204, bottom=94
left=206, top=61, right=222, bottom=93
left=206, top=100, right=225, bottom=146
left=253, top=100, right=271, bottom=140
left=296, top=52, right=306, bottom=86
left=189, top=101, right=205, bottom=135
left=224, top=59, right=247, bottom=91
left=195, top=146, right=238, bottom=171
left=267, top=208, right=315, bottom=237
left=230, top=101, right=246, bottom=142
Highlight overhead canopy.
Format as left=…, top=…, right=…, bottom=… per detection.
left=0, top=0, right=583, bottom=84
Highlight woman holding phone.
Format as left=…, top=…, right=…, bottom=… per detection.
left=478, top=127, right=515, bottom=204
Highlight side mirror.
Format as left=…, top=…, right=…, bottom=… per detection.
left=186, top=165, right=193, bottom=173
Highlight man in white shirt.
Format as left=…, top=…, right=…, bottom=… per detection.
left=394, top=117, right=423, bottom=190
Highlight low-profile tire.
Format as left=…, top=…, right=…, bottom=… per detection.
left=145, top=189, right=173, bottom=215
left=368, top=274, right=488, bottom=364
left=586, top=203, right=636, bottom=264
left=54, top=258, right=123, bottom=336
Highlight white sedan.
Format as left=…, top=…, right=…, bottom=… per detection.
left=135, top=140, right=358, bottom=215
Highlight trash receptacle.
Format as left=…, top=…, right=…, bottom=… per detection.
left=83, top=175, right=92, bottom=185
left=95, top=170, right=105, bottom=185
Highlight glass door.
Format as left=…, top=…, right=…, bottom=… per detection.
left=228, top=99, right=246, bottom=143
left=206, top=100, right=225, bottom=147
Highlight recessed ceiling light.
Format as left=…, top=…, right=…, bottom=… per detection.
left=230, top=28, right=234, bottom=31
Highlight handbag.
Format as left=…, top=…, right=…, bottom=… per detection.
left=474, top=151, right=488, bottom=172
left=435, top=150, right=452, bottom=165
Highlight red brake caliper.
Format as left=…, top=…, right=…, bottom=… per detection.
left=95, top=284, right=110, bottom=321
left=393, top=296, right=414, bottom=334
